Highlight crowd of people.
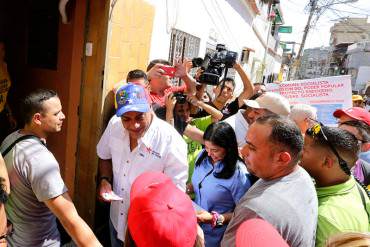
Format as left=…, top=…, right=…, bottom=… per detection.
left=0, top=57, right=369, bottom=247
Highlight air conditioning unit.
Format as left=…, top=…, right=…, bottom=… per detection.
left=240, top=48, right=254, bottom=64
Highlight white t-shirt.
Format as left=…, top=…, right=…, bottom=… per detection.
left=224, top=110, right=249, bottom=148
left=96, top=114, right=188, bottom=241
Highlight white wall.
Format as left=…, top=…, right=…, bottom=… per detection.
left=145, top=0, right=282, bottom=89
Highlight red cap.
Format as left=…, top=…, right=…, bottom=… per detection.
left=129, top=171, right=172, bottom=203
left=128, top=172, right=197, bottom=247
left=333, top=107, right=370, bottom=126
left=236, top=219, right=289, bottom=247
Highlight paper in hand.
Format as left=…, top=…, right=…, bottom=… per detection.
left=102, top=191, right=123, bottom=201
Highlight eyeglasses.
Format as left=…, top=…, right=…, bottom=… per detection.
left=0, top=220, right=13, bottom=240
left=306, top=122, right=351, bottom=175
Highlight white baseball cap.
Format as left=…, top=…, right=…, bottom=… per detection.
left=243, top=92, right=290, bottom=116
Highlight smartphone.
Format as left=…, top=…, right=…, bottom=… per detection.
left=160, top=65, right=176, bottom=78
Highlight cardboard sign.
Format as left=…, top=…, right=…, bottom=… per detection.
left=266, top=75, right=352, bottom=125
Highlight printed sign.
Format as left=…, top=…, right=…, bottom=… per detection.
left=266, top=75, right=352, bottom=125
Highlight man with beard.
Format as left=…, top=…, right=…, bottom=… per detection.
left=221, top=115, right=318, bottom=247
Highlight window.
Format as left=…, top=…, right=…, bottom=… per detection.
left=308, top=61, right=313, bottom=69
left=168, top=29, right=200, bottom=65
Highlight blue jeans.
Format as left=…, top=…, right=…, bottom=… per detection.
left=109, top=219, right=124, bottom=247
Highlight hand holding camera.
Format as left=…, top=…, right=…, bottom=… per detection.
left=187, top=95, right=200, bottom=107
left=147, top=63, right=176, bottom=80
left=147, top=64, right=165, bottom=80
left=165, top=93, right=177, bottom=112
left=173, top=92, right=187, bottom=104
left=160, top=65, right=176, bottom=78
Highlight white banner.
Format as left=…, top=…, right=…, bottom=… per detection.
left=266, top=75, right=352, bottom=125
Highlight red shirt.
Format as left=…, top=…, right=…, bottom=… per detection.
left=149, top=84, right=187, bottom=107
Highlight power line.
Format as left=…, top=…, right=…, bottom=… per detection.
left=326, top=7, right=370, bottom=16
left=289, top=0, right=362, bottom=79
left=317, top=0, right=359, bottom=9
left=199, top=0, right=229, bottom=45
left=212, top=0, right=239, bottom=49
left=285, top=0, right=307, bottom=14
left=329, top=8, right=368, bottom=32
left=347, top=3, right=370, bottom=12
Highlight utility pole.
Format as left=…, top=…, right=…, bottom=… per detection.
left=290, top=0, right=318, bottom=79
left=288, top=0, right=360, bottom=80
left=297, top=0, right=318, bottom=60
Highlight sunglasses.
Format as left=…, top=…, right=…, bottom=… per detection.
left=0, top=220, right=13, bottom=240
left=306, top=122, right=351, bottom=175
left=337, top=121, right=368, bottom=144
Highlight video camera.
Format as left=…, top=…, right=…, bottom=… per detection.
left=192, top=44, right=238, bottom=85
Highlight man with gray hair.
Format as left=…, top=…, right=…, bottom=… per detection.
left=289, top=103, right=317, bottom=135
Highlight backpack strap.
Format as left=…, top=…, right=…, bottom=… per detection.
left=1, top=135, right=44, bottom=157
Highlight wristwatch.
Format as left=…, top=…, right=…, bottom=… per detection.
left=211, top=211, right=224, bottom=228
left=216, top=214, right=225, bottom=227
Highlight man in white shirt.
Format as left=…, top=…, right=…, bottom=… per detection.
left=224, top=92, right=291, bottom=147
left=96, top=83, right=188, bottom=247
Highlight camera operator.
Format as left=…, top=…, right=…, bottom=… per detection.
left=165, top=92, right=221, bottom=184
left=165, top=93, right=222, bottom=133
left=188, top=70, right=209, bottom=116
left=193, top=62, right=254, bottom=120
left=146, top=59, right=196, bottom=119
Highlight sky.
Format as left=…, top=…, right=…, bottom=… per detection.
left=280, top=0, right=370, bottom=51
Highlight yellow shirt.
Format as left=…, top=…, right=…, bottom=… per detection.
left=0, top=63, right=11, bottom=113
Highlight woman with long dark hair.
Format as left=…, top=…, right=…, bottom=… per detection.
left=191, top=122, right=251, bottom=247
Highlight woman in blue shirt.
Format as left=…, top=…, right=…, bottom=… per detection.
left=191, top=122, right=251, bottom=247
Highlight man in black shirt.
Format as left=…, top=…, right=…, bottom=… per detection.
left=193, top=62, right=254, bottom=120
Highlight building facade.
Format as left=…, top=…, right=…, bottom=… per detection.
left=104, top=0, right=285, bottom=97
left=326, top=17, right=370, bottom=76
left=298, top=47, right=329, bottom=79
left=345, top=41, right=370, bottom=93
